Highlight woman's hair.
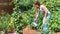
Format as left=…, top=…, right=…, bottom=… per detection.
left=34, top=1, right=42, bottom=6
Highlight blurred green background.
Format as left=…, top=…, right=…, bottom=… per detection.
left=0, top=0, right=60, bottom=34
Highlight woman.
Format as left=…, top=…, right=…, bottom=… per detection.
left=32, top=1, right=51, bottom=34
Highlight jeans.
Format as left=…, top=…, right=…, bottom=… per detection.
left=42, top=23, right=49, bottom=34
left=42, top=12, right=51, bottom=34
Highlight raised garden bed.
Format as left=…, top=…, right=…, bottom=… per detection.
left=23, top=28, right=36, bottom=34
left=54, top=32, right=60, bottom=34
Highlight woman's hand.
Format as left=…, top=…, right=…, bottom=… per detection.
left=43, top=17, right=47, bottom=24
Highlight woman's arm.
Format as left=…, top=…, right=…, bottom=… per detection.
left=42, top=6, right=48, bottom=17
left=42, top=6, right=48, bottom=23
left=35, top=10, right=40, bottom=21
